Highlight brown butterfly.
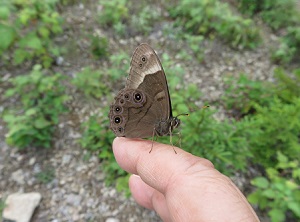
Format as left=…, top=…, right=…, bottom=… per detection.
left=109, top=43, right=181, bottom=152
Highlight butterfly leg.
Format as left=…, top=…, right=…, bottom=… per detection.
left=169, top=127, right=177, bottom=154
left=149, top=128, right=157, bottom=153
left=173, top=131, right=182, bottom=148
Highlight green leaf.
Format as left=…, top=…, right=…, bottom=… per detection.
left=262, top=189, right=276, bottom=198
left=0, top=6, right=10, bottom=20
left=34, top=118, right=51, bottom=129
left=38, top=27, right=50, bottom=38
left=251, top=177, right=269, bottom=188
left=285, top=180, right=298, bottom=190
left=247, top=192, right=260, bottom=204
left=25, top=108, right=37, bottom=116
left=288, top=201, right=300, bottom=217
left=19, top=33, right=42, bottom=50
left=0, top=24, right=16, bottom=51
left=13, top=49, right=29, bottom=64
left=277, top=151, right=288, bottom=164
left=3, top=114, right=15, bottom=123
left=269, top=208, right=285, bottom=222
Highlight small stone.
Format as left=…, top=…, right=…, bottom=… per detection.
left=17, top=155, right=24, bottom=162
left=3, top=192, right=42, bottom=222
left=62, top=154, right=72, bottom=165
left=71, top=184, right=80, bottom=193
left=56, top=56, right=64, bottom=66
left=11, top=169, right=25, bottom=185
left=95, top=172, right=105, bottom=182
left=66, top=193, right=82, bottom=206
left=33, top=164, right=41, bottom=174
left=79, top=3, right=84, bottom=9
left=106, top=218, right=120, bottom=222
left=29, top=157, right=36, bottom=165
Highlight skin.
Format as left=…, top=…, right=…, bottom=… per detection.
left=113, top=137, right=260, bottom=222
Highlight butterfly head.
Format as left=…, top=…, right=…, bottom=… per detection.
left=170, top=116, right=181, bottom=131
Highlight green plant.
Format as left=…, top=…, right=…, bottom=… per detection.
left=248, top=152, right=300, bottom=222
left=3, top=64, right=69, bottom=149
left=272, top=27, right=300, bottom=64
left=272, top=68, right=300, bottom=102
left=223, top=69, right=300, bottom=167
left=180, top=103, right=254, bottom=174
left=221, top=69, right=300, bottom=221
left=0, top=0, right=63, bottom=67
left=238, top=0, right=300, bottom=30
left=80, top=114, right=113, bottom=152
left=184, top=34, right=205, bottom=62
left=130, top=5, right=161, bottom=35
left=72, top=67, right=110, bottom=99
left=249, top=97, right=300, bottom=167
left=168, top=0, right=260, bottom=49
left=223, top=74, right=272, bottom=116
left=80, top=113, right=129, bottom=191
left=107, top=51, right=130, bottom=81
left=89, top=35, right=109, bottom=59
left=0, top=198, right=5, bottom=220
left=98, top=0, right=128, bottom=27
left=112, top=21, right=126, bottom=36
left=238, top=0, right=300, bottom=64
left=115, top=174, right=131, bottom=197
left=35, top=167, right=55, bottom=184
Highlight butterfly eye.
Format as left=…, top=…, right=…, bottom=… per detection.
left=114, top=116, right=122, bottom=124
left=114, top=106, right=122, bottom=114
left=134, top=92, right=143, bottom=103
left=139, top=63, right=143, bottom=68
left=141, top=56, right=147, bottom=63
left=124, top=93, right=130, bottom=100
left=118, top=127, right=124, bottom=133
left=119, top=99, right=125, bottom=105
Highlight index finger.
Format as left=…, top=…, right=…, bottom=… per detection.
left=112, top=137, right=213, bottom=194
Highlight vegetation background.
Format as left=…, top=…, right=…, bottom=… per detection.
left=0, top=0, right=299, bottom=221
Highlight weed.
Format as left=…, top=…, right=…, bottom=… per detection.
left=72, top=67, right=110, bottom=99
left=222, top=74, right=272, bottom=116
left=0, top=0, right=63, bottom=67
left=169, top=0, right=260, bottom=49
left=107, top=51, right=130, bottom=81
left=36, top=168, right=55, bottom=184
left=80, top=113, right=129, bottom=192
left=272, top=27, right=300, bottom=64
left=89, top=35, right=109, bottom=59
left=130, top=5, right=161, bottom=35
left=0, top=198, right=5, bottom=220
left=248, top=152, right=300, bottom=222
left=238, top=0, right=300, bottom=30
left=98, top=0, right=128, bottom=27
left=3, top=65, right=69, bottom=149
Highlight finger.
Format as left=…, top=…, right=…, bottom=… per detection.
left=129, top=174, right=171, bottom=222
left=113, top=137, right=214, bottom=194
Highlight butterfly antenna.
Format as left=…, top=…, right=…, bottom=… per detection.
left=175, top=113, right=189, bottom=118
left=187, top=105, right=210, bottom=113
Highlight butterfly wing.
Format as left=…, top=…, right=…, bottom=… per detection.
left=109, top=44, right=173, bottom=138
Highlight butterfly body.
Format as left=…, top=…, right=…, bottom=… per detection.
left=109, top=43, right=180, bottom=138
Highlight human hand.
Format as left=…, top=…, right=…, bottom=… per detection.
left=113, top=137, right=259, bottom=222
